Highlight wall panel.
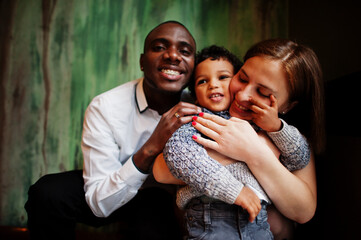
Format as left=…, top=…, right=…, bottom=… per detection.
left=0, top=0, right=288, bottom=226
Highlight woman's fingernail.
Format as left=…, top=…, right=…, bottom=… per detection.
left=199, top=112, right=204, bottom=117
left=192, top=121, right=196, bottom=126
left=192, top=116, right=198, bottom=121
left=192, top=135, right=197, bottom=140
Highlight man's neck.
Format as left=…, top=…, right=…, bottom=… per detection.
left=143, top=82, right=182, bottom=115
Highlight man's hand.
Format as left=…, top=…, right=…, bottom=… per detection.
left=133, top=102, right=201, bottom=173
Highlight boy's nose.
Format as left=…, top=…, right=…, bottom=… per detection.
left=209, top=79, right=220, bottom=89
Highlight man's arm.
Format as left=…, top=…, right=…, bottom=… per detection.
left=133, top=101, right=202, bottom=173
left=82, top=96, right=149, bottom=217
left=83, top=99, right=199, bottom=217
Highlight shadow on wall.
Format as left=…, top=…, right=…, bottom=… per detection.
left=325, top=71, right=361, bottom=137
left=296, top=71, right=361, bottom=240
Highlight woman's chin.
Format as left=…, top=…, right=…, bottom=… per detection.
left=229, top=107, right=252, bottom=121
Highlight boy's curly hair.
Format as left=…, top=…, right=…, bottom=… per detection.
left=188, top=45, right=243, bottom=98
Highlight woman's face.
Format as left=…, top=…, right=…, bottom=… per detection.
left=229, top=56, right=291, bottom=120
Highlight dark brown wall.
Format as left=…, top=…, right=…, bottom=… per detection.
left=289, top=0, right=361, bottom=82
left=289, top=1, right=361, bottom=239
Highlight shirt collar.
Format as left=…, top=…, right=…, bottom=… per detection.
left=135, top=78, right=149, bottom=113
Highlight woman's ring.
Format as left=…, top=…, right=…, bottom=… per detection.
left=174, top=112, right=180, bottom=119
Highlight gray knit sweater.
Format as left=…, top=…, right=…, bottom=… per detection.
left=163, top=109, right=310, bottom=209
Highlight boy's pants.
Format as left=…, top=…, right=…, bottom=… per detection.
left=185, top=197, right=273, bottom=240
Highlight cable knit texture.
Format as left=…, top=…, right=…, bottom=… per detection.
left=163, top=108, right=310, bottom=209
left=267, top=119, right=311, bottom=171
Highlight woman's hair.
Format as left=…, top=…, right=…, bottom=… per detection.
left=188, top=45, right=243, bottom=98
left=244, top=39, right=325, bottom=154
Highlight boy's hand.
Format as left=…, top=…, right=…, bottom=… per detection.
left=234, top=186, right=261, bottom=222
left=249, top=95, right=282, bottom=132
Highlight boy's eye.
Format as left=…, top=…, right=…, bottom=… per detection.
left=219, top=75, right=231, bottom=80
left=196, top=79, right=207, bottom=85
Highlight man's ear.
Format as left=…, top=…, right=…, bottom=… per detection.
left=140, top=54, right=144, bottom=71
left=281, top=101, right=298, bottom=114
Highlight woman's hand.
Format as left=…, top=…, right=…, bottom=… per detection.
left=191, top=112, right=273, bottom=163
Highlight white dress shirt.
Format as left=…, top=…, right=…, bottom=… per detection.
left=82, top=78, right=162, bottom=217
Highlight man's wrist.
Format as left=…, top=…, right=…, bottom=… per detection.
left=132, top=157, right=150, bottom=174
left=133, top=146, right=158, bottom=173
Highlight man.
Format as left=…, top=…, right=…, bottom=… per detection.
left=25, top=21, right=200, bottom=240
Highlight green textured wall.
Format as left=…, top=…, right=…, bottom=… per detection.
left=0, top=0, right=288, bottom=226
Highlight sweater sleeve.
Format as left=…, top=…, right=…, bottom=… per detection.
left=267, top=119, right=311, bottom=171
left=176, top=185, right=203, bottom=209
left=163, top=122, right=243, bottom=204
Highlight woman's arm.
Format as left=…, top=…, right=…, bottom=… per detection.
left=267, top=119, right=311, bottom=171
left=191, top=113, right=317, bottom=223
left=252, top=132, right=317, bottom=223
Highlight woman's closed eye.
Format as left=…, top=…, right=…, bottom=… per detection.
left=239, top=77, right=248, bottom=84
left=258, top=88, right=271, bottom=98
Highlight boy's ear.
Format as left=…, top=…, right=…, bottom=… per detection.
left=282, top=101, right=298, bottom=114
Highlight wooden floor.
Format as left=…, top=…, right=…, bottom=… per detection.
left=0, top=227, right=29, bottom=240
left=0, top=226, right=125, bottom=240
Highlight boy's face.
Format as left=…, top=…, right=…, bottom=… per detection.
left=194, top=58, right=234, bottom=112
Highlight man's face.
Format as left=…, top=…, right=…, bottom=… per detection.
left=140, top=23, right=196, bottom=93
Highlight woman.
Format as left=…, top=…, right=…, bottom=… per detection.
left=154, top=39, right=325, bottom=238
left=193, top=38, right=323, bottom=220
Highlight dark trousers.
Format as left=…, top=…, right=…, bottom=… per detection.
left=25, top=170, right=183, bottom=240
